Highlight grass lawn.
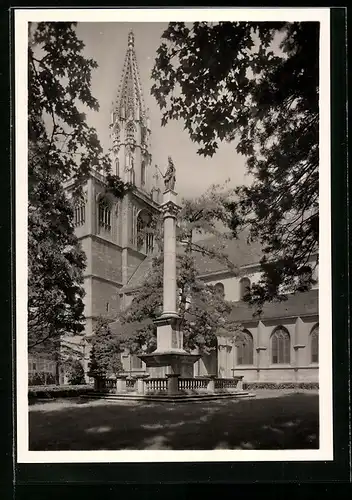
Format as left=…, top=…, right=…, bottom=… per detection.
left=29, top=390, right=319, bottom=451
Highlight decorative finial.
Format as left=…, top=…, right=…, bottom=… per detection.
left=128, top=30, right=134, bottom=49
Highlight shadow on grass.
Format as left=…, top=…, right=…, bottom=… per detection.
left=29, top=392, right=319, bottom=451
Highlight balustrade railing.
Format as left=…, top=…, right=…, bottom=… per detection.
left=215, top=378, right=240, bottom=390
left=95, top=375, right=244, bottom=395
left=145, top=378, right=168, bottom=393
left=178, top=377, right=210, bottom=391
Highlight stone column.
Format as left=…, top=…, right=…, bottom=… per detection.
left=166, top=373, right=180, bottom=395
left=207, top=375, right=216, bottom=393
left=136, top=374, right=149, bottom=395
left=161, top=190, right=180, bottom=316
left=116, top=375, right=127, bottom=393
left=236, top=376, right=244, bottom=391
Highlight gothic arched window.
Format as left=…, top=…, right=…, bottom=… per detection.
left=115, top=157, right=120, bottom=177
left=131, top=165, right=136, bottom=185
left=136, top=210, right=153, bottom=254
left=310, top=324, right=319, bottom=363
left=214, top=282, right=225, bottom=298
left=239, top=277, right=251, bottom=300
left=271, top=326, right=290, bottom=364
left=141, top=160, right=146, bottom=186
left=235, top=330, right=253, bottom=365
left=98, top=197, right=112, bottom=231
left=126, top=121, right=136, bottom=144
left=73, top=197, right=86, bottom=227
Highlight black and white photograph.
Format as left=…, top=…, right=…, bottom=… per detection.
left=15, top=8, right=333, bottom=462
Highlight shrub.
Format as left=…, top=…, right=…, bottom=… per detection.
left=28, top=384, right=93, bottom=400
left=28, top=372, right=56, bottom=386
left=243, top=382, right=319, bottom=390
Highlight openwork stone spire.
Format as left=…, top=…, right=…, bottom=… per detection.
left=114, top=30, right=146, bottom=122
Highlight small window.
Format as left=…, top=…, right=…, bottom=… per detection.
left=214, top=282, right=225, bottom=298
left=235, top=330, right=253, bottom=365
left=239, top=277, right=251, bottom=300
left=115, top=158, right=120, bottom=177
left=106, top=302, right=110, bottom=312
left=98, top=198, right=112, bottom=231
left=136, top=211, right=154, bottom=254
left=126, top=122, right=136, bottom=143
left=73, top=199, right=85, bottom=227
left=141, top=161, right=146, bottom=186
left=271, top=327, right=290, bottom=364
left=310, top=324, right=319, bottom=363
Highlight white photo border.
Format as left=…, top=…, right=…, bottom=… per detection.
left=15, top=7, right=332, bottom=464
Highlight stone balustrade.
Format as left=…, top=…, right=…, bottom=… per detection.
left=178, top=377, right=210, bottom=391
left=215, top=376, right=243, bottom=391
left=145, top=377, right=168, bottom=393
left=94, top=374, right=244, bottom=395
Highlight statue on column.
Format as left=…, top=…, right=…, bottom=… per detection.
left=163, top=156, right=176, bottom=191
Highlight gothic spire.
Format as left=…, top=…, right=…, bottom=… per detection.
left=113, top=30, right=146, bottom=123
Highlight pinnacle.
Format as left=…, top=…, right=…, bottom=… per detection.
left=112, top=30, right=146, bottom=122
left=128, top=30, right=134, bottom=49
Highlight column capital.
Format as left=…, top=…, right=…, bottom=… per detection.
left=161, top=200, right=181, bottom=219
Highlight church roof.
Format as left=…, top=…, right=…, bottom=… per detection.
left=121, top=232, right=263, bottom=294
left=110, top=289, right=318, bottom=339
left=225, top=288, right=319, bottom=326
left=113, top=31, right=147, bottom=123
left=109, top=318, right=154, bottom=339
left=121, top=254, right=155, bottom=293
left=194, top=233, right=263, bottom=276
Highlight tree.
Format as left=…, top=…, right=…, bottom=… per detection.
left=119, top=184, right=242, bottom=354
left=65, top=358, right=85, bottom=385
left=28, top=22, right=129, bottom=193
left=151, top=21, right=319, bottom=308
left=88, top=317, right=123, bottom=379
left=28, top=22, right=129, bottom=355
left=28, top=161, right=86, bottom=352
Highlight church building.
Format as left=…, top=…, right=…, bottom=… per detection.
left=45, top=31, right=319, bottom=386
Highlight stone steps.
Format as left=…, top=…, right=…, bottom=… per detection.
left=82, top=391, right=256, bottom=403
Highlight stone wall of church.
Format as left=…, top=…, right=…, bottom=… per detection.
left=216, top=316, right=319, bottom=383
left=204, top=259, right=318, bottom=304
left=91, top=277, right=121, bottom=319
left=126, top=250, right=146, bottom=280
left=202, top=267, right=262, bottom=302
left=90, top=237, right=123, bottom=284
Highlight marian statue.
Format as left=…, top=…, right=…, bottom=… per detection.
left=163, top=156, right=176, bottom=191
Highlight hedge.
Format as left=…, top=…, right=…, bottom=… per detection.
left=28, top=384, right=94, bottom=400
left=243, top=382, right=319, bottom=390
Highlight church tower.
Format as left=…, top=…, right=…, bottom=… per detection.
left=64, top=31, right=162, bottom=369
left=110, top=31, right=152, bottom=190
left=110, top=30, right=162, bottom=288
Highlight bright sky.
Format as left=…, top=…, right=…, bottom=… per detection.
left=75, top=22, right=249, bottom=199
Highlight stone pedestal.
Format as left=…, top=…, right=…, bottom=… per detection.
left=116, top=375, right=127, bottom=393
left=166, top=373, right=180, bottom=395
left=136, top=374, right=149, bottom=395
left=236, top=376, right=244, bottom=391
left=207, top=375, right=216, bottom=393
